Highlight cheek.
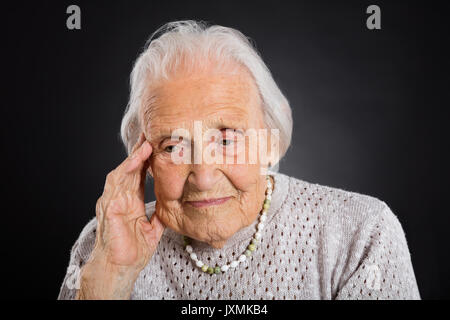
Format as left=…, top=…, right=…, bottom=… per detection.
left=225, top=163, right=261, bottom=193
left=151, top=158, right=188, bottom=201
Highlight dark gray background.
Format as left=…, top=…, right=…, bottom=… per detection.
left=3, top=0, right=449, bottom=299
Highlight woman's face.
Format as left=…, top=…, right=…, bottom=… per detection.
left=141, top=64, right=270, bottom=248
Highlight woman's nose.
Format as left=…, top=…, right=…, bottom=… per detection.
left=188, top=165, right=222, bottom=192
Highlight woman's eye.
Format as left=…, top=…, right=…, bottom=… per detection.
left=221, top=139, right=234, bottom=146
left=164, top=145, right=177, bottom=153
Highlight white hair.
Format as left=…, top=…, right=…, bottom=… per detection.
left=120, top=20, right=293, bottom=164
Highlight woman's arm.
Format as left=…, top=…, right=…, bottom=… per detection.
left=58, top=133, right=165, bottom=300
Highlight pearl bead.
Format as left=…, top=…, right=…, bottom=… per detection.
left=196, top=260, right=204, bottom=268
left=266, top=189, right=272, bottom=195
left=239, top=254, right=247, bottom=262
left=266, top=194, right=272, bottom=201
left=221, top=265, right=229, bottom=272
left=190, top=253, right=197, bottom=261
left=255, top=232, right=262, bottom=239
left=260, top=215, right=267, bottom=222
left=230, top=261, right=239, bottom=268
left=201, top=265, right=208, bottom=272
left=251, top=238, right=259, bottom=245
left=257, top=223, right=265, bottom=230
left=185, top=245, right=193, bottom=253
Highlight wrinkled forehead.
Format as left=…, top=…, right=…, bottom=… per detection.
left=140, top=67, right=264, bottom=140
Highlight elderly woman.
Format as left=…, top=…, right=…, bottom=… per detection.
left=58, top=20, right=420, bottom=300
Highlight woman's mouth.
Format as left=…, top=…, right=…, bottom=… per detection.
left=186, top=196, right=232, bottom=208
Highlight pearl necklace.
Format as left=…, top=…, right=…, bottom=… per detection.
left=183, top=175, right=272, bottom=275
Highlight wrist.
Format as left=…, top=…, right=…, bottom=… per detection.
left=76, top=255, right=141, bottom=300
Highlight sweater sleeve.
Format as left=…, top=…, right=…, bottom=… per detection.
left=335, top=203, right=420, bottom=300
left=57, top=217, right=97, bottom=300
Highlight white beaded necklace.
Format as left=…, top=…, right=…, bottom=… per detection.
left=183, top=175, right=272, bottom=275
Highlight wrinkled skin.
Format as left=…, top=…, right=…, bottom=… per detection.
left=142, top=62, right=272, bottom=248
left=77, top=134, right=165, bottom=300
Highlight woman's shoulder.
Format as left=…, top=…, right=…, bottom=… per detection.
left=69, top=216, right=98, bottom=264
left=278, top=172, right=401, bottom=236
left=58, top=217, right=97, bottom=299
left=279, top=174, right=420, bottom=297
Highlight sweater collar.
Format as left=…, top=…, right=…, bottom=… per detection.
left=145, top=170, right=290, bottom=252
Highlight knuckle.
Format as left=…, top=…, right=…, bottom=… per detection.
left=95, top=198, right=103, bottom=214
left=105, top=170, right=115, bottom=183
left=95, top=198, right=107, bottom=223
left=104, top=207, right=117, bottom=222
left=104, top=210, right=114, bottom=221
left=124, top=189, right=134, bottom=200
left=107, top=198, right=123, bottom=215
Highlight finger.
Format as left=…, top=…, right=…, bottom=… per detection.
left=113, top=132, right=147, bottom=176
left=124, top=139, right=152, bottom=174
left=117, top=141, right=152, bottom=196
left=101, top=134, right=152, bottom=202
left=149, top=212, right=165, bottom=232
left=131, top=132, right=147, bottom=154
left=139, top=213, right=166, bottom=250
left=125, top=132, right=152, bottom=171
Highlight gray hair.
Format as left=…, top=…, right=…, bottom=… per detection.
left=120, top=20, right=293, bottom=164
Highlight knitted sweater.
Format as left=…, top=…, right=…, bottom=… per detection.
left=58, top=171, right=420, bottom=300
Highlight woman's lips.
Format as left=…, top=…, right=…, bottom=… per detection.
left=186, top=196, right=232, bottom=208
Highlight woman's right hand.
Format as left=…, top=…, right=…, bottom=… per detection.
left=76, top=133, right=165, bottom=300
